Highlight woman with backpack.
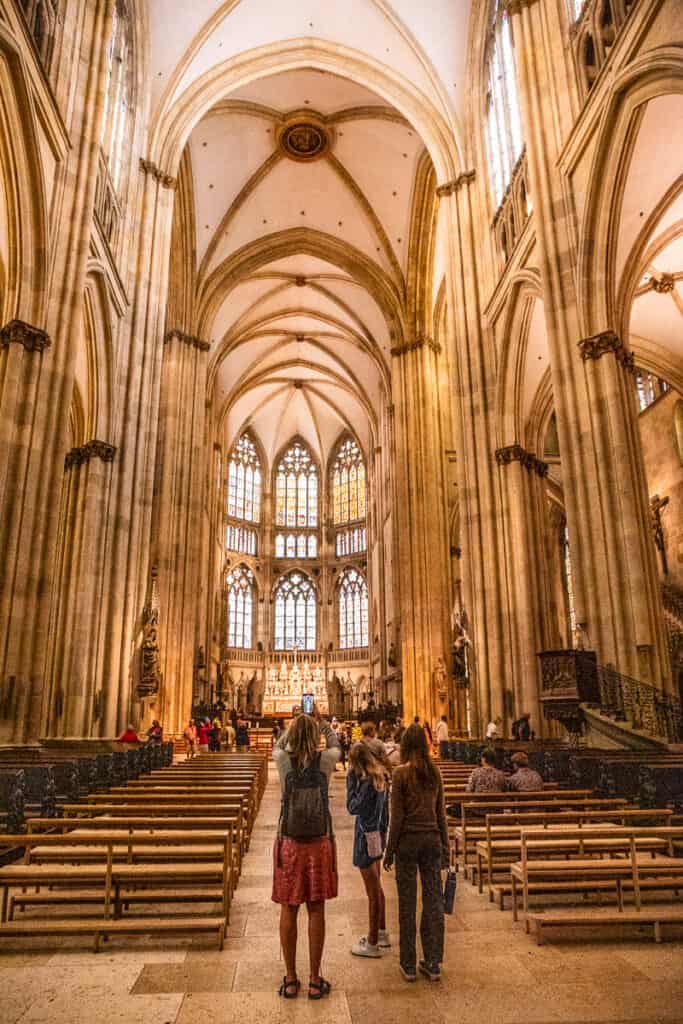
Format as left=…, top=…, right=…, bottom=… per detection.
left=272, top=707, right=340, bottom=1001
left=346, top=743, right=390, bottom=959
left=383, top=723, right=449, bottom=983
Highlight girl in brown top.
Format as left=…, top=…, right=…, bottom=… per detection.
left=384, top=723, right=449, bottom=983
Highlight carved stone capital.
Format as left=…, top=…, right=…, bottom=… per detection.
left=436, top=170, right=476, bottom=198
left=64, top=440, right=116, bottom=470
left=140, top=158, right=177, bottom=190
left=164, top=328, right=210, bottom=352
left=390, top=335, right=442, bottom=357
left=578, top=330, right=634, bottom=372
left=495, top=444, right=548, bottom=478
left=0, top=319, right=51, bottom=352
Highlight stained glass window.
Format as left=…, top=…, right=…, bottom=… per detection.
left=226, top=565, right=254, bottom=649
left=275, top=532, right=317, bottom=559
left=228, top=433, right=261, bottom=523
left=227, top=525, right=257, bottom=556
left=100, top=1, right=133, bottom=192
left=275, top=440, right=318, bottom=528
left=486, top=2, right=524, bottom=208
left=335, top=527, right=367, bottom=558
left=274, top=572, right=317, bottom=650
left=561, top=522, right=577, bottom=647
left=635, top=368, right=669, bottom=412
left=332, top=437, right=366, bottom=526
left=338, top=568, right=368, bottom=650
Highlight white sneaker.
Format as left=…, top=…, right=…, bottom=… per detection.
left=351, top=936, right=382, bottom=958
left=378, top=930, right=391, bottom=949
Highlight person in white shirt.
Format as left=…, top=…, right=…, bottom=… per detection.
left=485, top=716, right=502, bottom=741
left=435, top=715, right=450, bottom=759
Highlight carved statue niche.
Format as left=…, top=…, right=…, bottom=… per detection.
left=138, top=567, right=161, bottom=698
left=433, top=657, right=448, bottom=700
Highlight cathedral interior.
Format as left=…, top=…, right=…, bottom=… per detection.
left=0, top=0, right=683, bottom=1019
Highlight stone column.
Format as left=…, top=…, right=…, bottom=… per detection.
left=391, top=335, right=451, bottom=726
left=506, top=0, right=669, bottom=687
left=99, top=160, right=176, bottom=737
left=45, top=441, right=116, bottom=737
left=439, top=173, right=512, bottom=734
left=495, top=445, right=554, bottom=729
left=0, top=0, right=114, bottom=743
left=153, top=329, right=209, bottom=735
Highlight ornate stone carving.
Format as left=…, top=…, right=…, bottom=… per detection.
left=64, top=440, right=116, bottom=471
left=0, top=319, right=51, bottom=352
left=651, top=273, right=675, bottom=294
left=650, top=494, right=669, bottom=575
left=503, top=0, right=540, bottom=14
left=390, top=335, right=442, bottom=357
left=139, top=567, right=161, bottom=698
left=139, top=158, right=177, bottom=189
left=278, top=115, right=331, bottom=162
left=164, top=328, right=210, bottom=352
left=494, top=444, right=548, bottom=478
left=435, top=170, right=476, bottom=198
left=578, top=330, right=634, bottom=372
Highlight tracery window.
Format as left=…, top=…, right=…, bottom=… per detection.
left=635, top=368, right=669, bottom=413
left=485, top=1, right=524, bottom=208
left=274, top=572, right=317, bottom=651
left=338, top=568, right=369, bottom=650
left=332, top=436, right=367, bottom=558
left=100, top=1, right=134, bottom=193
left=227, top=525, right=257, bottom=557
left=226, top=565, right=254, bottom=649
left=228, top=433, right=261, bottom=523
left=561, top=522, right=578, bottom=647
left=275, top=440, right=318, bottom=528
left=275, top=533, right=317, bottom=559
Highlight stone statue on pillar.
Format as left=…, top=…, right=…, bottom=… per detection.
left=138, top=568, right=161, bottom=698
left=650, top=494, right=669, bottom=575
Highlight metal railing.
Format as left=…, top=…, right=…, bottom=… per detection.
left=596, top=664, right=682, bottom=744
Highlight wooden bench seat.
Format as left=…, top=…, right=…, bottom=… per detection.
left=9, top=887, right=225, bottom=919
left=527, top=907, right=683, bottom=945
left=491, top=876, right=683, bottom=910
left=0, top=915, right=226, bottom=951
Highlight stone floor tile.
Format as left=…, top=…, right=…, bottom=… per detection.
left=131, top=961, right=236, bottom=993
left=19, top=992, right=183, bottom=1024
left=176, top=990, right=280, bottom=1024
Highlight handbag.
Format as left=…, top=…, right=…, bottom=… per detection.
left=443, top=868, right=457, bottom=914
left=362, top=788, right=386, bottom=859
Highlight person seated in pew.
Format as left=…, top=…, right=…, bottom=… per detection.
left=119, top=723, right=140, bottom=743
left=465, top=748, right=506, bottom=793
left=507, top=751, right=544, bottom=791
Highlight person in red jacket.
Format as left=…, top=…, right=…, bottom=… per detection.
left=119, top=724, right=140, bottom=743
left=197, top=718, right=211, bottom=753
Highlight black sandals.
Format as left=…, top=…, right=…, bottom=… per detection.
left=278, top=976, right=301, bottom=999
left=308, top=977, right=332, bottom=1000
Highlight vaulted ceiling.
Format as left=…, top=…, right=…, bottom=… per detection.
left=146, top=1, right=471, bottom=471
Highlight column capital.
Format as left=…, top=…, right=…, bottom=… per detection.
left=503, top=0, right=540, bottom=14
left=390, top=335, right=441, bottom=357
left=436, top=170, right=476, bottom=198
left=164, top=328, right=210, bottom=352
left=495, top=444, right=548, bottom=478
left=64, top=440, right=116, bottom=471
left=0, top=319, right=51, bottom=352
left=578, top=330, right=634, bottom=372
left=140, top=158, right=177, bottom=190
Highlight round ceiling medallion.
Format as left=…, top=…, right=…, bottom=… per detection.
left=279, top=114, right=331, bottom=162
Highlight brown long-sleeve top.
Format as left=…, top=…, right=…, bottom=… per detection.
left=385, top=764, right=449, bottom=861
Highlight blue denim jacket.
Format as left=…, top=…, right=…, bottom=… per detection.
left=346, top=772, right=388, bottom=868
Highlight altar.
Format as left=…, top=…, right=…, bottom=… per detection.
left=262, top=652, right=329, bottom=715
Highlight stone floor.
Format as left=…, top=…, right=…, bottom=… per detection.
left=1, top=766, right=683, bottom=1023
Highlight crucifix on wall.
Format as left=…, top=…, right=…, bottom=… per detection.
left=650, top=494, right=670, bottom=575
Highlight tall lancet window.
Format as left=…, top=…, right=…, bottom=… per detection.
left=485, top=0, right=524, bottom=208
left=226, top=565, right=254, bottom=649
left=338, top=568, right=369, bottom=650
left=100, top=0, right=134, bottom=193
left=226, top=432, right=261, bottom=556
left=274, top=571, right=317, bottom=651
left=274, top=439, right=318, bottom=559
left=561, top=520, right=578, bottom=647
left=332, top=436, right=367, bottom=558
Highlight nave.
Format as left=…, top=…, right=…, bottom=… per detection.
left=2, top=761, right=682, bottom=1024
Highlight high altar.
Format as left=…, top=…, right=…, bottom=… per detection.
left=262, top=652, right=329, bottom=714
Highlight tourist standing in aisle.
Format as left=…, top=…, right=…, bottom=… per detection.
left=197, top=718, right=211, bottom=753
left=235, top=715, right=250, bottom=751
left=435, top=715, right=449, bottom=759
left=272, top=707, right=340, bottom=1000
left=183, top=719, right=198, bottom=758
left=384, top=723, right=449, bottom=982
left=346, top=743, right=390, bottom=958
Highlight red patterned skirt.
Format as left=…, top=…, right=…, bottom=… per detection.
left=272, top=837, right=338, bottom=905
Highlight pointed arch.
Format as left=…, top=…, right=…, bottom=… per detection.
left=273, top=569, right=317, bottom=651
left=338, top=566, right=369, bottom=650
left=226, top=563, right=255, bottom=649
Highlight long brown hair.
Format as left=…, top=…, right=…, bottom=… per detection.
left=349, top=742, right=386, bottom=791
left=400, top=723, right=439, bottom=789
left=287, top=714, right=320, bottom=768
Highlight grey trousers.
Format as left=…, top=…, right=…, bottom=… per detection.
left=395, top=833, right=444, bottom=969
